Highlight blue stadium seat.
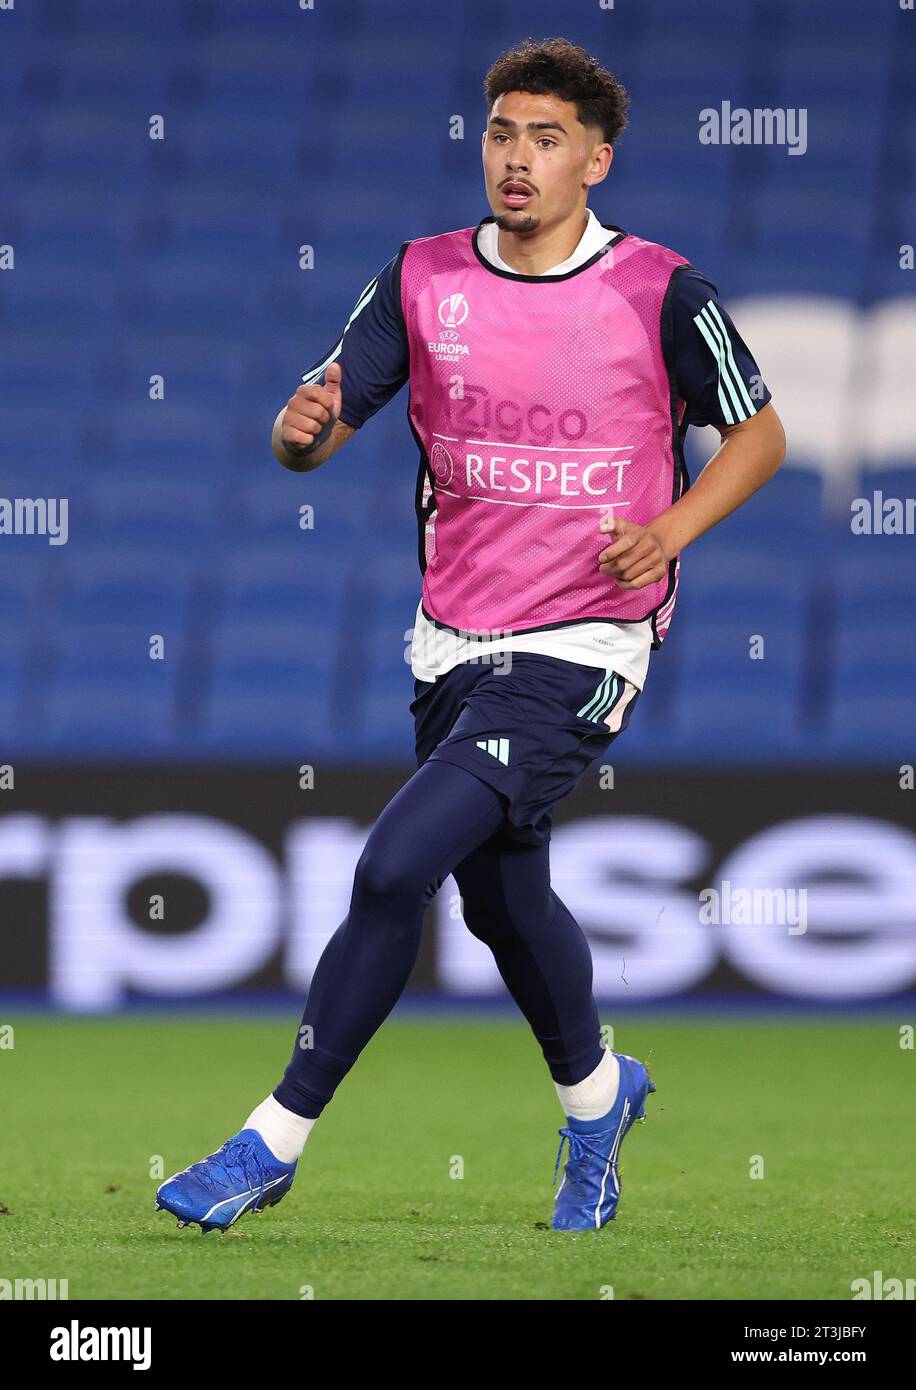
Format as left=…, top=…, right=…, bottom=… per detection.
left=639, top=0, right=755, bottom=35
left=31, top=109, right=164, bottom=183
left=686, top=471, right=826, bottom=558
left=824, top=690, right=914, bottom=760
left=0, top=684, right=23, bottom=744
left=829, top=538, right=916, bottom=602
left=199, top=682, right=337, bottom=757
left=610, top=186, right=730, bottom=268
left=857, top=466, right=916, bottom=508
left=779, top=0, right=895, bottom=39
left=102, top=403, right=235, bottom=470
left=0, top=329, right=102, bottom=407
left=41, top=677, right=180, bottom=753
left=129, top=252, right=267, bottom=330
left=679, top=547, right=809, bottom=604
left=0, top=586, right=39, bottom=647
left=54, top=65, right=173, bottom=110
left=52, top=598, right=190, bottom=657
left=209, top=653, right=334, bottom=694
left=668, top=675, right=806, bottom=759
left=105, top=330, right=257, bottom=407
left=217, top=541, right=352, bottom=608
left=49, top=625, right=183, bottom=681
left=0, top=260, right=120, bottom=329
left=732, top=241, right=868, bottom=300
left=348, top=696, right=418, bottom=760
left=677, top=616, right=804, bottom=684
left=67, top=0, right=191, bottom=37
left=16, top=210, right=126, bottom=270
left=210, top=617, right=333, bottom=666
left=832, top=621, right=916, bottom=682
left=0, top=407, right=82, bottom=469
left=227, top=477, right=372, bottom=538
left=181, top=115, right=295, bottom=182
left=194, top=0, right=313, bottom=31
left=59, top=544, right=203, bottom=598
left=311, top=187, right=445, bottom=245
left=89, top=477, right=217, bottom=548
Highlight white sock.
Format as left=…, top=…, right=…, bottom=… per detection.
left=555, top=1047, right=620, bottom=1122
left=243, top=1094, right=316, bottom=1164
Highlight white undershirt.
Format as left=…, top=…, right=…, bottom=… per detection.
left=408, top=208, right=653, bottom=689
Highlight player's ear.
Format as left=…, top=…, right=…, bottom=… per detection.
left=585, top=142, right=613, bottom=188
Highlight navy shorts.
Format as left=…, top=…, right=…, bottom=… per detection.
left=410, top=652, right=641, bottom=848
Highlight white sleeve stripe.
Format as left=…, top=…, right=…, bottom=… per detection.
left=693, top=300, right=756, bottom=423
left=696, top=303, right=749, bottom=421
left=300, top=277, right=380, bottom=386
left=692, top=309, right=738, bottom=423
left=300, top=344, right=341, bottom=386
left=706, top=300, right=756, bottom=415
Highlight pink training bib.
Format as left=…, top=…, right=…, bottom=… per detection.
left=400, top=222, right=689, bottom=646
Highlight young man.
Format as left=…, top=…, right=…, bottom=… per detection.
left=157, top=38, right=785, bottom=1234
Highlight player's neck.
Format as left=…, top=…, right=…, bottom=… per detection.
left=497, top=208, right=590, bottom=276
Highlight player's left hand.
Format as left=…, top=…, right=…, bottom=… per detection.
left=597, top=515, right=669, bottom=589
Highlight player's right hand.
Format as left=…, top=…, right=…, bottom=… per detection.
left=281, top=362, right=343, bottom=449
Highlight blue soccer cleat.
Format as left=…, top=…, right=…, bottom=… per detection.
left=551, top=1053, right=656, bottom=1231
left=155, top=1128, right=297, bottom=1233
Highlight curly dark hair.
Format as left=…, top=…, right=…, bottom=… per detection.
left=483, top=36, right=630, bottom=146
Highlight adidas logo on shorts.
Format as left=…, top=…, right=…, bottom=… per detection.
left=476, top=737, right=510, bottom=765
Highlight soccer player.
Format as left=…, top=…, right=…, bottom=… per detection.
left=157, top=38, right=785, bottom=1233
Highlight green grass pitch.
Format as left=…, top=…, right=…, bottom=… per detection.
left=1, top=1013, right=912, bottom=1300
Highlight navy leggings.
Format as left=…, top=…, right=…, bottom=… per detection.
left=273, top=758, right=603, bottom=1118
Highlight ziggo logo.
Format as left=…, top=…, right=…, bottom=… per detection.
left=448, top=386, right=590, bottom=445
